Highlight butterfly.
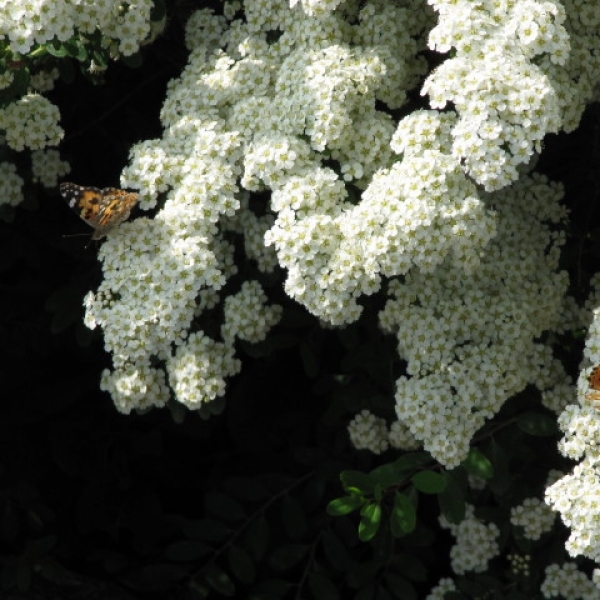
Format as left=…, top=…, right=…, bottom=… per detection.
left=59, top=182, right=138, bottom=240
left=585, top=365, right=600, bottom=411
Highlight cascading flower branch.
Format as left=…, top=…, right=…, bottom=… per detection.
left=81, top=0, right=598, bottom=443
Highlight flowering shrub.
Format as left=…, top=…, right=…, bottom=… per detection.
left=4, top=0, right=600, bottom=598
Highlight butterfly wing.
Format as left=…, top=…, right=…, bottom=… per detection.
left=59, top=182, right=138, bottom=240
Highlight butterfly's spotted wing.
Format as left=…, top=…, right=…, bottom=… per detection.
left=59, top=182, right=138, bottom=240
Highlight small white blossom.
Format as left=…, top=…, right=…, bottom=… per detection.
left=440, top=505, right=500, bottom=575
left=348, top=410, right=389, bottom=454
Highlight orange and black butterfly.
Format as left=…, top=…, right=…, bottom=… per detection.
left=60, top=182, right=138, bottom=240
left=586, top=365, right=600, bottom=411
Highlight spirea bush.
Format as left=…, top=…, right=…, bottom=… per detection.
left=5, top=0, right=600, bottom=598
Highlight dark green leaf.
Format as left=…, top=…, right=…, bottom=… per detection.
left=268, top=543, right=309, bottom=571
left=390, top=492, right=416, bottom=538
left=384, top=573, right=417, bottom=600
left=358, top=502, right=381, bottom=542
left=347, top=560, right=382, bottom=588
left=308, top=573, right=340, bottom=600
left=245, top=515, right=269, bottom=561
left=204, top=492, right=245, bottom=522
left=461, top=448, right=493, bottom=480
left=281, top=494, right=307, bottom=539
left=165, top=541, right=211, bottom=562
left=204, top=564, right=235, bottom=597
left=184, top=518, right=230, bottom=542
left=391, top=553, right=427, bottom=582
left=516, top=411, right=557, bottom=437
left=327, top=495, right=364, bottom=516
left=369, top=462, right=406, bottom=488
left=411, top=471, right=446, bottom=494
left=321, top=530, right=350, bottom=571
left=340, top=470, right=374, bottom=495
left=486, top=439, right=510, bottom=495
left=438, top=472, right=466, bottom=524
left=391, top=452, right=432, bottom=471
left=228, top=545, right=256, bottom=584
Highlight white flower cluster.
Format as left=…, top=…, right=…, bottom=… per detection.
left=31, top=149, right=70, bottom=188
left=348, top=410, right=420, bottom=454
left=546, top=457, right=600, bottom=562
left=347, top=410, right=389, bottom=454
left=289, top=0, right=345, bottom=16
left=425, top=578, right=457, bottom=600
left=541, top=562, right=600, bottom=600
left=510, top=497, right=556, bottom=541
left=222, top=281, right=282, bottom=344
left=0, top=162, right=24, bottom=207
left=0, top=94, right=63, bottom=152
left=423, top=0, right=571, bottom=191
left=82, top=0, right=433, bottom=411
left=30, top=68, right=60, bottom=93
left=166, top=332, right=241, bottom=409
left=544, top=287, right=600, bottom=564
left=0, top=0, right=155, bottom=57
left=440, top=504, right=500, bottom=575
left=381, top=173, right=568, bottom=467
left=508, top=553, right=531, bottom=578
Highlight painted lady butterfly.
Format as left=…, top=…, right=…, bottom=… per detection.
left=586, top=365, right=600, bottom=411
left=59, top=182, right=138, bottom=240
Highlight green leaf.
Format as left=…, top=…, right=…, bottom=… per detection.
left=516, top=411, right=557, bottom=437
left=358, top=502, right=381, bottom=542
left=327, top=495, right=364, bottom=516
left=391, top=452, right=432, bottom=471
left=45, top=40, right=69, bottom=57
left=228, top=545, right=256, bottom=584
left=438, top=471, right=466, bottom=524
left=390, top=492, right=416, bottom=538
left=411, top=471, right=446, bottom=494
left=461, top=448, right=493, bottom=480
left=268, top=543, right=309, bottom=571
left=164, top=541, right=211, bottom=562
left=308, top=573, right=340, bottom=600
left=369, top=462, right=407, bottom=488
left=340, top=470, right=374, bottom=495
left=282, top=494, right=307, bottom=539
left=204, top=564, right=235, bottom=597
left=63, top=39, right=88, bottom=62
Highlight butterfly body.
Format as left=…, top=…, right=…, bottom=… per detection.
left=59, top=182, right=138, bottom=240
